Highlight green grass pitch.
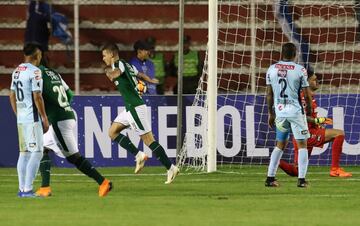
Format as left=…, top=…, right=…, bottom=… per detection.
left=0, top=166, right=359, bottom=226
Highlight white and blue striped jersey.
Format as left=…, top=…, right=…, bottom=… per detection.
left=10, top=63, right=43, bottom=124
left=266, top=61, right=309, bottom=118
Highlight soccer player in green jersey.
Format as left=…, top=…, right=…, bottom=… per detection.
left=101, top=43, right=179, bottom=184
left=36, top=65, right=112, bottom=197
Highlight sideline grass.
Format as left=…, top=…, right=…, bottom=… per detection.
left=0, top=166, right=359, bottom=226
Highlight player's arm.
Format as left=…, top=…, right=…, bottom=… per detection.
left=33, top=91, right=49, bottom=133
left=302, top=86, right=313, bottom=117
left=105, top=67, right=121, bottom=81
left=31, top=69, right=49, bottom=132
left=9, top=91, right=17, bottom=115
left=60, top=78, right=74, bottom=103
left=266, top=85, right=275, bottom=128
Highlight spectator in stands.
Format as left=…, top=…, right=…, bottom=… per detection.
left=129, top=40, right=157, bottom=95
left=146, top=37, right=166, bottom=94
left=169, top=35, right=202, bottom=94
left=25, top=0, right=52, bottom=66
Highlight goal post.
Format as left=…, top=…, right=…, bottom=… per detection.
left=177, top=0, right=360, bottom=171
left=207, top=0, right=218, bottom=172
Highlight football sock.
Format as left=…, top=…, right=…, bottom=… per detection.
left=24, top=151, right=43, bottom=192
left=17, top=152, right=30, bottom=192
left=267, top=147, right=283, bottom=177
left=72, top=155, right=104, bottom=185
left=149, top=141, right=172, bottom=170
left=298, top=148, right=309, bottom=179
left=114, top=134, right=139, bottom=156
left=279, top=160, right=298, bottom=177
left=39, top=152, right=51, bottom=187
left=331, top=135, right=344, bottom=168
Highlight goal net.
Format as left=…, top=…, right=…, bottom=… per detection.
left=177, top=0, right=360, bottom=171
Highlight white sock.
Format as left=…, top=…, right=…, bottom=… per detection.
left=135, top=151, right=144, bottom=159
left=298, top=148, right=309, bottom=179
left=17, top=152, right=30, bottom=192
left=24, top=151, right=43, bottom=192
left=267, top=147, right=283, bottom=177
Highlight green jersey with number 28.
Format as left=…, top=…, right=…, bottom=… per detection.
left=39, top=65, right=75, bottom=123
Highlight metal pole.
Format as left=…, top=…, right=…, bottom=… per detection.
left=176, top=0, right=185, bottom=163
left=250, top=1, right=256, bottom=94
left=74, top=0, right=80, bottom=95
left=207, top=0, right=217, bottom=172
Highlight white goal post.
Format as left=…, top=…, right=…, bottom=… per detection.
left=177, top=0, right=360, bottom=171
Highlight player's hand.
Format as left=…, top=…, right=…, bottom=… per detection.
left=268, top=113, right=275, bottom=128
left=314, top=117, right=333, bottom=125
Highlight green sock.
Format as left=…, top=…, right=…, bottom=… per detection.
left=75, top=156, right=104, bottom=185
left=149, top=141, right=172, bottom=170
left=114, top=134, right=139, bottom=156
left=39, top=153, right=51, bottom=187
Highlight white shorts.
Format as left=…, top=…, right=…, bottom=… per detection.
left=43, top=119, right=79, bottom=157
left=275, top=115, right=310, bottom=141
left=114, top=105, right=151, bottom=135
left=17, top=121, right=43, bottom=152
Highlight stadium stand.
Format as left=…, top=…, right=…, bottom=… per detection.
left=0, top=0, right=359, bottom=93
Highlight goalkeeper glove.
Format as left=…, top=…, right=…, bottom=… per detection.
left=314, top=117, right=333, bottom=125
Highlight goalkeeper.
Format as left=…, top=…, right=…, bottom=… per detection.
left=279, top=71, right=352, bottom=177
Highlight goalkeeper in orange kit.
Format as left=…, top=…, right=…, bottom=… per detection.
left=279, top=71, right=352, bottom=177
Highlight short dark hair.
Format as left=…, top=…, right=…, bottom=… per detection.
left=23, top=44, right=40, bottom=56
left=101, top=43, right=119, bottom=55
left=133, top=40, right=152, bottom=51
left=281, top=42, right=297, bottom=60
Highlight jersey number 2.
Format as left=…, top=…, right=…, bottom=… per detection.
left=279, top=78, right=288, bottom=98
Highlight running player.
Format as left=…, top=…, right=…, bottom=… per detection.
left=279, top=72, right=352, bottom=177
left=265, top=42, right=313, bottom=188
left=101, top=43, right=179, bottom=184
left=35, top=64, right=112, bottom=197
left=9, top=44, right=49, bottom=197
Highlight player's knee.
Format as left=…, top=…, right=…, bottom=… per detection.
left=66, top=152, right=82, bottom=165
left=43, top=147, right=52, bottom=154
left=336, top=130, right=345, bottom=137
left=109, top=125, right=121, bottom=140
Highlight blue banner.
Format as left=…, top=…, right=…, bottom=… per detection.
left=1, top=94, right=359, bottom=167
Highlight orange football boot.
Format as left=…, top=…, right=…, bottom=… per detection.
left=35, top=186, right=52, bottom=197
left=99, top=179, right=113, bottom=197
left=330, top=167, right=352, bottom=177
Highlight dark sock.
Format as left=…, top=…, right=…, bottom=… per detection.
left=114, top=134, right=139, bottom=156
left=39, top=153, right=51, bottom=187
left=149, top=141, right=172, bottom=170
left=71, top=156, right=104, bottom=185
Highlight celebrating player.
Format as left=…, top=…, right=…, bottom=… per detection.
left=265, top=42, right=313, bottom=188
left=9, top=44, right=49, bottom=197
left=279, top=72, right=352, bottom=177
left=35, top=64, right=112, bottom=197
left=101, top=43, right=179, bottom=184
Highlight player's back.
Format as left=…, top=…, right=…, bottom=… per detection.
left=39, top=65, right=75, bottom=123
left=10, top=63, right=43, bottom=124
left=266, top=61, right=309, bottom=118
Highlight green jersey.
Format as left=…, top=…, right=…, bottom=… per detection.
left=113, top=60, right=145, bottom=110
left=39, top=65, right=75, bottom=123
